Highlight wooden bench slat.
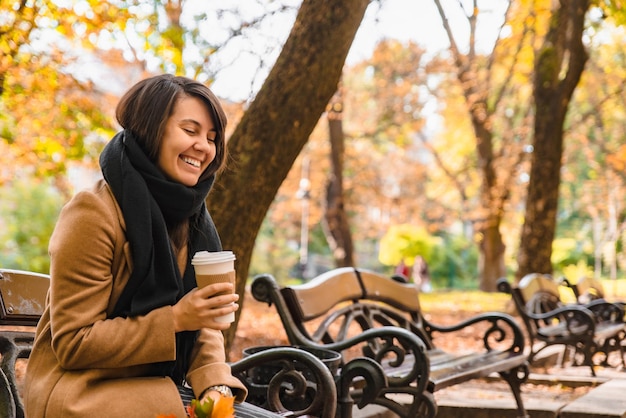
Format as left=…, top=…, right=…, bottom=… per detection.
left=430, top=351, right=526, bottom=390
left=595, top=322, right=626, bottom=339
left=356, top=269, right=421, bottom=312
left=0, top=269, right=49, bottom=326
left=282, top=267, right=363, bottom=320
left=382, top=350, right=526, bottom=390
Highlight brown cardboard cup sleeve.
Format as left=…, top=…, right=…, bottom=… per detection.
left=195, top=270, right=236, bottom=294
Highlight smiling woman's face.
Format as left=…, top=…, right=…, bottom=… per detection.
left=158, top=95, right=217, bottom=186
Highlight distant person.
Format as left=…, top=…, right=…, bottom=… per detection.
left=24, top=74, right=246, bottom=417
left=413, top=255, right=432, bottom=293
left=394, top=259, right=410, bottom=281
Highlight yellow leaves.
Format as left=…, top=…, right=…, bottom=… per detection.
left=34, top=137, right=66, bottom=162
left=0, top=47, right=114, bottom=189
left=344, top=39, right=428, bottom=148
left=599, top=0, right=626, bottom=26
left=378, top=224, right=441, bottom=267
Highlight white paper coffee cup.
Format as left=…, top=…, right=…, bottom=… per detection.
left=192, top=251, right=236, bottom=323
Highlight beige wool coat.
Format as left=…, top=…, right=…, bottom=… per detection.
left=24, top=179, right=247, bottom=418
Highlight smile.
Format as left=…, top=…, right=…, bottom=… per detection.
left=181, top=156, right=201, bottom=168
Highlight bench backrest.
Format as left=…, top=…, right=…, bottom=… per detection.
left=356, top=269, right=421, bottom=312
left=517, top=273, right=562, bottom=310
left=516, top=273, right=560, bottom=304
left=0, top=269, right=49, bottom=326
left=573, top=276, right=605, bottom=303
left=280, top=267, right=363, bottom=321
left=276, top=267, right=429, bottom=346
left=354, top=269, right=428, bottom=341
left=505, top=273, right=565, bottom=336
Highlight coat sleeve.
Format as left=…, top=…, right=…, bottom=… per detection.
left=186, top=328, right=248, bottom=402
left=48, top=187, right=178, bottom=369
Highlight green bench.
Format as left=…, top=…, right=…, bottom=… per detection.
left=252, top=267, right=530, bottom=418
left=0, top=269, right=337, bottom=418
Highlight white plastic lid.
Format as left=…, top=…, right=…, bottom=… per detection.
left=191, top=250, right=236, bottom=265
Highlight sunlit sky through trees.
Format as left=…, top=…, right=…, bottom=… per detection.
left=209, top=0, right=506, bottom=101
left=54, top=0, right=505, bottom=102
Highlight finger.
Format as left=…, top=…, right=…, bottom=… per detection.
left=195, top=282, right=233, bottom=297
left=202, top=305, right=239, bottom=329
left=204, top=294, right=239, bottom=308
left=209, top=303, right=239, bottom=317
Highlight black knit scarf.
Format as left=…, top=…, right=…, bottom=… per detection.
left=100, top=130, right=222, bottom=384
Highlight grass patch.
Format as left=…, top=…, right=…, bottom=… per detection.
left=419, top=290, right=511, bottom=313
left=598, top=278, right=626, bottom=300
left=418, top=278, right=626, bottom=315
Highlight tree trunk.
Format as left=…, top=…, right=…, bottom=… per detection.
left=432, top=0, right=517, bottom=291
left=473, top=107, right=507, bottom=291
left=479, top=219, right=506, bottom=291
left=323, top=89, right=355, bottom=267
left=207, top=0, right=370, bottom=355
left=516, top=0, right=590, bottom=280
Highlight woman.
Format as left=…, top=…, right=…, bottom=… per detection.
left=24, top=74, right=247, bottom=417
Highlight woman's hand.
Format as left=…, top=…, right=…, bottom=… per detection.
left=199, top=389, right=222, bottom=405
left=172, top=283, right=239, bottom=332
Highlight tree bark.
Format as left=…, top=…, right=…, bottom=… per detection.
left=323, top=89, right=355, bottom=267
left=516, top=0, right=590, bottom=280
left=472, top=101, right=508, bottom=291
left=207, top=0, right=370, bottom=355
left=479, top=220, right=506, bottom=291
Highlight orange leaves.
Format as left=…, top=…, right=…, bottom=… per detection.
left=606, top=144, right=626, bottom=172
left=185, top=395, right=235, bottom=418
left=210, top=396, right=235, bottom=418
left=155, top=395, right=235, bottom=418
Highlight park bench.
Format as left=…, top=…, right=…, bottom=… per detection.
left=251, top=267, right=530, bottom=418
left=560, top=276, right=626, bottom=324
left=560, top=275, right=624, bottom=306
left=497, top=273, right=626, bottom=377
left=0, top=268, right=338, bottom=418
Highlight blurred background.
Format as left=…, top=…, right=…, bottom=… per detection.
left=1, top=0, right=625, bottom=293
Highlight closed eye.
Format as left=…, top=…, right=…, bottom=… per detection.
left=179, top=119, right=201, bottom=135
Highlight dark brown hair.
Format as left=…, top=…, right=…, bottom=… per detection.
left=115, top=74, right=228, bottom=181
